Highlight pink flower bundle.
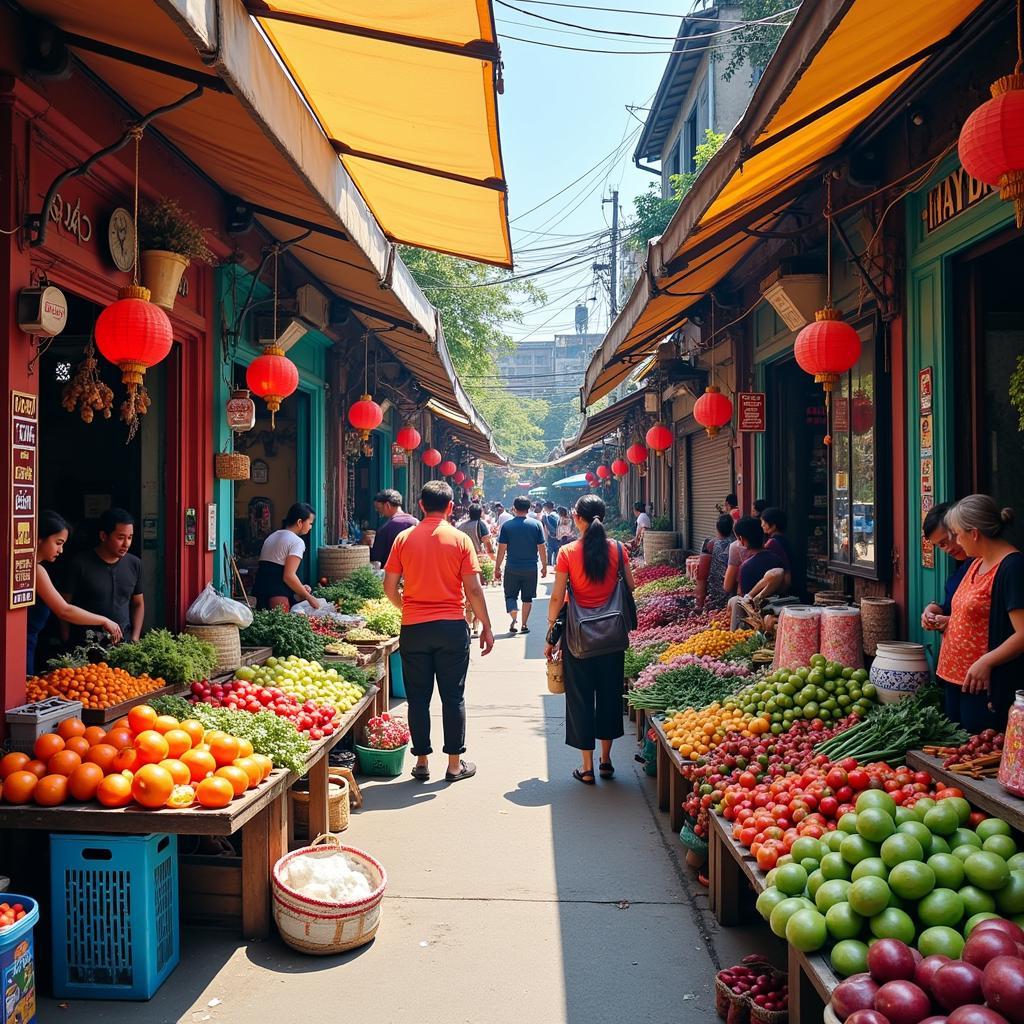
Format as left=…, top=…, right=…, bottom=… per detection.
left=635, top=593, right=693, bottom=630
left=629, top=608, right=729, bottom=649
left=634, top=653, right=753, bottom=690
left=632, top=564, right=679, bottom=587
left=363, top=713, right=411, bottom=750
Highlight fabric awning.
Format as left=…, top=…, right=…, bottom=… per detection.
left=508, top=444, right=600, bottom=470
left=246, top=0, right=511, bottom=267
left=551, top=474, right=590, bottom=489
left=570, top=390, right=647, bottom=450
left=21, top=0, right=504, bottom=458
left=583, top=0, right=990, bottom=405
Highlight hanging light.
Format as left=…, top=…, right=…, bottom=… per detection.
left=596, top=465, right=612, bottom=480
left=584, top=471, right=596, bottom=485
left=422, top=448, right=442, bottom=467
left=464, top=478, right=476, bottom=491
left=611, top=458, right=629, bottom=477
left=626, top=443, right=648, bottom=465
left=439, top=460, right=457, bottom=477
left=453, top=470, right=466, bottom=485
left=396, top=425, right=422, bottom=452
left=246, top=343, right=298, bottom=429
left=958, top=1, right=1024, bottom=227
left=645, top=423, right=672, bottom=455
left=348, top=394, right=383, bottom=440
left=693, top=385, right=733, bottom=438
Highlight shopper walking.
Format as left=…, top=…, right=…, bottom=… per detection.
left=251, top=503, right=321, bottom=612
left=458, top=504, right=494, bottom=637
left=630, top=501, right=651, bottom=556
left=383, top=481, right=494, bottom=783
left=541, top=500, right=561, bottom=568
left=494, top=496, right=546, bottom=634
left=369, top=489, right=418, bottom=567
left=936, top=494, right=1024, bottom=731
left=545, top=494, right=636, bottom=784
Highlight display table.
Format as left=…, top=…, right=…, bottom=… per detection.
left=649, top=715, right=691, bottom=833
left=906, top=750, right=1024, bottom=829
left=0, top=684, right=378, bottom=939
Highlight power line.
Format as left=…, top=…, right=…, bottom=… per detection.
left=505, top=0, right=744, bottom=19
left=498, top=23, right=795, bottom=55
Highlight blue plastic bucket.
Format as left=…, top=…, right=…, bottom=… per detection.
left=389, top=650, right=405, bottom=700
left=0, top=894, right=39, bottom=1024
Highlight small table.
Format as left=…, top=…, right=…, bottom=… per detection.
left=649, top=715, right=690, bottom=833
left=906, top=750, right=1024, bottom=830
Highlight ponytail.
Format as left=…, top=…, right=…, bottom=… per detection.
left=575, top=495, right=610, bottom=583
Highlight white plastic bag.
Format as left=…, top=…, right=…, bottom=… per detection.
left=186, top=583, right=253, bottom=628
left=291, top=600, right=337, bottom=617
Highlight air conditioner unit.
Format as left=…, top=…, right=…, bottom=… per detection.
left=296, top=284, right=329, bottom=331
left=760, top=269, right=826, bottom=331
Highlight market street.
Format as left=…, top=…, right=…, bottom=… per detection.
left=38, top=583, right=764, bottom=1024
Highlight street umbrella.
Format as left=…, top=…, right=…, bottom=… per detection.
left=551, top=473, right=590, bottom=489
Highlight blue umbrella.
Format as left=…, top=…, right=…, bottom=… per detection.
left=551, top=473, right=590, bottom=488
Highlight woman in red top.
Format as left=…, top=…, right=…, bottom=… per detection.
left=545, top=494, right=636, bottom=784
left=936, top=494, right=1024, bottom=731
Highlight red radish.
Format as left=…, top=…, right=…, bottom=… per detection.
left=874, top=981, right=932, bottom=1024
left=982, top=956, right=1024, bottom=1024
left=933, top=963, right=985, bottom=1011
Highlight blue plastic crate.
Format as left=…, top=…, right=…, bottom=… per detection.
left=389, top=650, right=405, bottom=699
left=49, top=833, right=179, bottom=1000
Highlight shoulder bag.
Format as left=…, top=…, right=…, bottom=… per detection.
left=565, top=542, right=637, bottom=660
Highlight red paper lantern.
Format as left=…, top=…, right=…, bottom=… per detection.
left=439, top=460, right=457, bottom=477
left=463, top=478, right=476, bottom=490
left=596, top=465, right=612, bottom=480
left=611, top=458, right=629, bottom=477
left=348, top=394, right=383, bottom=440
left=94, top=284, right=173, bottom=389
left=794, top=308, right=861, bottom=393
left=453, top=471, right=466, bottom=485
left=246, top=343, right=299, bottom=428
left=645, top=423, right=672, bottom=455
left=422, top=448, right=442, bottom=467
left=693, top=385, right=734, bottom=438
left=396, top=425, right=422, bottom=452
left=851, top=392, right=874, bottom=436
left=959, top=74, right=1024, bottom=227
left=584, top=472, right=596, bottom=484
left=626, top=443, right=648, bottom=465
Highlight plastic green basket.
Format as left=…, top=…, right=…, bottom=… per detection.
left=355, top=743, right=409, bottom=777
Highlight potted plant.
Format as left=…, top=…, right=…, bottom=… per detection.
left=355, top=714, right=410, bottom=776
left=138, top=198, right=213, bottom=311
left=643, top=514, right=679, bottom=564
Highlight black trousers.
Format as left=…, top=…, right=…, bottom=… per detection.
left=563, top=645, right=625, bottom=750
left=399, top=619, right=470, bottom=756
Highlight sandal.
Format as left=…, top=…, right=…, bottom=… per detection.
left=445, top=760, right=477, bottom=782
left=520, top=625, right=530, bottom=634
left=508, top=624, right=518, bottom=635
left=572, top=768, right=596, bottom=785
left=599, top=762, right=615, bottom=778
left=411, top=764, right=430, bottom=781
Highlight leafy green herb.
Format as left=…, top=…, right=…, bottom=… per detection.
left=627, top=665, right=746, bottom=712
left=623, top=643, right=668, bottom=681
left=315, top=566, right=384, bottom=614
left=358, top=598, right=401, bottom=637
left=240, top=610, right=326, bottom=660
left=101, top=629, right=217, bottom=684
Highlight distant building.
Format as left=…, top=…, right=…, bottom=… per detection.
left=498, top=333, right=605, bottom=400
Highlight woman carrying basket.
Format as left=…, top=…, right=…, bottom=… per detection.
left=545, top=494, right=636, bottom=785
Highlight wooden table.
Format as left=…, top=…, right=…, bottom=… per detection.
left=649, top=715, right=690, bottom=833
left=906, top=750, right=1024, bottom=829
left=0, top=684, right=378, bottom=940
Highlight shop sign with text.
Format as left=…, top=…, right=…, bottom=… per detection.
left=924, top=166, right=993, bottom=234
left=737, top=392, right=765, bottom=432
left=10, top=392, right=38, bottom=608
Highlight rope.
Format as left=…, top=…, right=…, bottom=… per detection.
left=130, top=126, right=143, bottom=285
left=825, top=174, right=833, bottom=308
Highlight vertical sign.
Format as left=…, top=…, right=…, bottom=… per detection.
left=919, top=368, right=935, bottom=568
left=10, top=391, right=38, bottom=608
left=207, top=504, right=217, bottom=552
left=736, top=392, right=766, bottom=432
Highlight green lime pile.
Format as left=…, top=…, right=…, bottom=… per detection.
left=724, top=655, right=877, bottom=734
left=754, top=789, right=1024, bottom=974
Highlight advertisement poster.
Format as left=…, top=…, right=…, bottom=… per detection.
left=10, top=392, right=38, bottom=609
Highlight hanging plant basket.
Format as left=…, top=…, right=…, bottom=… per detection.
left=140, top=250, right=189, bottom=311
left=214, top=452, right=251, bottom=481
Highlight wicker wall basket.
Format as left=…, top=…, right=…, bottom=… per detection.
left=318, top=545, right=369, bottom=582
left=183, top=623, right=242, bottom=674
left=215, top=452, right=251, bottom=481
left=290, top=770, right=351, bottom=837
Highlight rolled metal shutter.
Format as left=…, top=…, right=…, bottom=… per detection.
left=687, top=430, right=733, bottom=551
left=675, top=430, right=689, bottom=547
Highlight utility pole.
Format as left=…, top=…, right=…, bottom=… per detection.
left=593, top=189, right=620, bottom=319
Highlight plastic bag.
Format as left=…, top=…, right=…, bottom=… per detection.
left=186, top=583, right=253, bottom=628
left=291, top=600, right=338, bottom=617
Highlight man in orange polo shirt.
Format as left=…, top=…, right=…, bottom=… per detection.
left=383, top=480, right=494, bottom=783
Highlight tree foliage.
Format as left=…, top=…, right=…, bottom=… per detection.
left=716, top=0, right=799, bottom=84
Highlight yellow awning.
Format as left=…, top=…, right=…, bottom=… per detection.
left=248, top=1, right=512, bottom=268
left=571, top=391, right=647, bottom=451
left=584, top=0, right=988, bottom=405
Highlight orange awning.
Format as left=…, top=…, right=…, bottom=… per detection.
left=583, top=0, right=990, bottom=405
left=248, top=0, right=512, bottom=267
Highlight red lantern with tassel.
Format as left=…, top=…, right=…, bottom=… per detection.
left=439, top=460, right=457, bottom=477
left=463, top=478, right=476, bottom=491
left=246, top=343, right=299, bottom=428
left=396, top=425, right=422, bottom=451
left=584, top=472, right=596, bottom=485
left=611, top=458, right=629, bottom=477
left=596, top=465, right=612, bottom=480
left=453, top=471, right=466, bottom=485
left=794, top=309, right=861, bottom=394
left=422, top=448, right=442, bottom=467
left=645, top=423, right=672, bottom=455
left=626, top=443, right=648, bottom=465
left=693, top=385, right=733, bottom=438
left=348, top=394, right=383, bottom=440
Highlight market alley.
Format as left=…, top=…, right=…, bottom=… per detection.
left=39, top=583, right=761, bottom=1024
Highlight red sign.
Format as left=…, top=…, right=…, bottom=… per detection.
left=10, top=391, right=38, bottom=609
left=737, top=392, right=766, bottom=432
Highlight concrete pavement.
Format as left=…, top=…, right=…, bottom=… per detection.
left=39, top=583, right=769, bottom=1024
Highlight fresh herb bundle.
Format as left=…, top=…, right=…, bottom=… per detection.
left=240, top=610, right=326, bottom=660
left=358, top=598, right=401, bottom=637
left=627, top=664, right=746, bottom=712
left=315, top=566, right=384, bottom=614
left=102, top=629, right=217, bottom=685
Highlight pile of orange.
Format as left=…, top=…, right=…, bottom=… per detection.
left=26, top=665, right=166, bottom=710
left=662, top=702, right=762, bottom=761
left=0, top=705, right=273, bottom=811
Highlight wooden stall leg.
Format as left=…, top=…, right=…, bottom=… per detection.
left=656, top=739, right=670, bottom=812
left=669, top=768, right=684, bottom=834
left=307, top=754, right=330, bottom=839
left=713, top=827, right=742, bottom=927
left=268, top=791, right=287, bottom=868
left=635, top=708, right=645, bottom=742
left=788, top=946, right=824, bottom=1024
left=241, top=805, right=271, bottom=939
left=707, top=823, right=720, bottom=915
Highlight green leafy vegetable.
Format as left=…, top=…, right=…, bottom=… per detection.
left=358, top=598, right=402, bottom=637
left=315, top=566, right=385, bottom=614
left=102, top=629, right=217, bottom=684
left=240, top=610, right=326, bottom=660
left=627, top=665, right=746, bottom=712
left=623, top=644, right=668, bottom=681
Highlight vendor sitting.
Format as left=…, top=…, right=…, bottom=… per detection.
left=252, top=503, right=321, bottom=612
left=729, top=516, right=787, bottom=629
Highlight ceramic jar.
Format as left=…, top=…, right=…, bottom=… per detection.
left=869, top=641, right=931, bottom=704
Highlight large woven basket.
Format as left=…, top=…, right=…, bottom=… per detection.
left=318, top=545, right=369, bottom=582
left=272, top=835, right=386, bottom=955
left=183, top=623, right=241, bottom=674
left=214, top=451, right=250, bottom=481
left=289, top=770, right=351, bottom=837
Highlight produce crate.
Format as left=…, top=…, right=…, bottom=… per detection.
left=5, top=697, right=83, bottom=753
left=179, top=853, right=242, bottom=928
left=80, top=683, right=181, bottom=726
left=50, top=833, right=179, bottom=1000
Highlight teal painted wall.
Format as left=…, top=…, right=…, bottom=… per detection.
left=904, top=155, right=1014, bottom=661
left=214, top=266, right=332, bottom=589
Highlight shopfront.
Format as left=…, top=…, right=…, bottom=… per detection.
left=905, top=155, right=1021, bottom=650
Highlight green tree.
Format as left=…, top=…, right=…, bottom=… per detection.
left=625, top=130, right=725, bottom=251
left=716, top=0, right=799, bottom=83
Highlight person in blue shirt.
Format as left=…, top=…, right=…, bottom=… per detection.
left=921, top=501, right=970, bottom=632
left=494, top=496, right=547, bottom=635
left=541, top=500, right=561, bottom=568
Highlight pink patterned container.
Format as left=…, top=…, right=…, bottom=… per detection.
left=773, top=606, right=821, bottom=670
left=998, top=691, right=1024, bottom=797
left=820, top=606, right=865, bottom=669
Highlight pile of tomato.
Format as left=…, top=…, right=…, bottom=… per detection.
left=0, top=705, right=273, bottom=811
left=26, top=664, right=166, bottom=710
left=0, top=902, right=28, bottom=929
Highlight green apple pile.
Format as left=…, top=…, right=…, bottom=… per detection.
left=724, top=656, right=878, bottom=735
left=236, top=656, right=367, bottom=714
left=755, top=789, right=1024, bottom=976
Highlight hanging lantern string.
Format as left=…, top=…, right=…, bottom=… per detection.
left=825, top=173, right=834, bottom=308
left=710, top=294, right=716, bottom=387
left=1017, top=0, right=1022, bottom=75
left=364, top=332, right=370, bottom=395
left=130, top=125, right=143, bottom=286
left=273, top=246, right=279, bottom=343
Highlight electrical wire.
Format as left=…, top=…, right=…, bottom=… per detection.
left=505, top=0, right=754, bottom=19
left=498, top=29, right=792, bottom=55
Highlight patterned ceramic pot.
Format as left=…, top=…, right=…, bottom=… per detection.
left=869, top=641, right=931, bottom=704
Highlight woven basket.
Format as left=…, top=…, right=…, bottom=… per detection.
left=546, top=658, right=565, bottom=694
left=272, top=835, right=386, bottom=955
left=183, top=623, right=241, bottom=674
left=861, top=596, right=897, bottom=655
left=290, top=770, right=350, bottom=836
left=214, top=452, right=250, bottom=481
left=318, top=545, right=369, bottom=582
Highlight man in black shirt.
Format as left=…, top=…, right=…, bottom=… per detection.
left=65, top=508, right=144, bottom=643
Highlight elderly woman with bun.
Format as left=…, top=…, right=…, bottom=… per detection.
left=936, top=494, right=1024, bottom=731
